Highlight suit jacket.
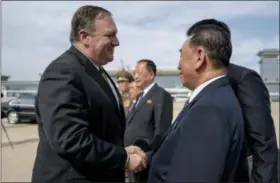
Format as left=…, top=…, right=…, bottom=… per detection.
left=32, top=45, right=128, bottom=183
left=148, top=77, right=245, bottom=182
left=124, top=84, right=173, bottom=150
left=228, top=63, right=278, bottom=183
left=124, top=84, right=173, bottom=181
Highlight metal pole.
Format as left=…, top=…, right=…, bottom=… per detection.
left=1, top=93, right=14, bottom=149
left=1, top=120, right=14, bottom=149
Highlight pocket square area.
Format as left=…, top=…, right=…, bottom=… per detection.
left=147, top=99, right=152, bottom=104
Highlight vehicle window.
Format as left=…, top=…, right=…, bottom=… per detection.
left=10, top=100, right=20, bottom=105
left=20, top=98, right=35, bottom=105
left=20, top=93, right=36, bottom=98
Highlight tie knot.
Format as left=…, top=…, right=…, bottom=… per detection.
left=99, top=67, right=105, bottom=73
left=139, top=91, right=144, bottom=97
left=136, top=91, right=144, bottom=102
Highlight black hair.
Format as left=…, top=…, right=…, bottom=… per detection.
left=187, top=19, right=232, bottom=68
left=137, top=59, right=157, bottom=75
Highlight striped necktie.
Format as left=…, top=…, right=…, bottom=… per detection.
left=130, top=91, right=144, bottom=112
left=135, top=91, right=144, bottom=107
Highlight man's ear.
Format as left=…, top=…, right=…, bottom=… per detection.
left=78, top=30, right=90, bottom=46
left=194, top=46, right=207, bottom=70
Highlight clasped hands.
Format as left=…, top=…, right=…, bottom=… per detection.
left=125, top=146, right=147, bottom=173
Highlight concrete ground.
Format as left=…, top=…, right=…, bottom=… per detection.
left=1, top=102, right=279, bottom=182
left=1, top=141, right=38, bottom=182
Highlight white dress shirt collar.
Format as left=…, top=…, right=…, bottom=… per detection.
left=142, top=81, right=156, bottom=97
left=73, top=44, right=100, bottom=71
left=189, top=75, right=226, bottom=102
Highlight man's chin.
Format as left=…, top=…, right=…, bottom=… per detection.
left=107, top=56, right=114, bottom=62
left=102, top=57, right=114, bottom=65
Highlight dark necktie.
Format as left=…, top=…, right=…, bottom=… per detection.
left=99, top=67, right=108, bottom=82
left=99, top=67, right=120, bottom=108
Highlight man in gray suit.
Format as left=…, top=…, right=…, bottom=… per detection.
left=124, top=59, right=173, bottom=182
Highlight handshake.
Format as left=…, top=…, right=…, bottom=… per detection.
left=125, top=146, right=147, bottom=173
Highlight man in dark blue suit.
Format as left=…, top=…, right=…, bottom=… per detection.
left=146, top=19, right=245, bottom=182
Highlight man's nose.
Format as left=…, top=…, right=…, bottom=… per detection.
left=112, top=36, right=119, bottom=46
left=177, top=63, right=181, bottom=70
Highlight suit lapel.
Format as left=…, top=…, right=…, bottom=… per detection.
left=68, top=45, right=123, bottom=120
left=152, top=77, right=230, bottom=155
left=152, top=101, right=194, bottom=155
left=126, top=109, right=134, bottom=124
left=126, top=84, right=158, bottom=124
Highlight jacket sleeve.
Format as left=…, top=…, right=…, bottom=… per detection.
left=236, top=71, right=278, bottom=183
left=37, top=66, right=127, bottom=170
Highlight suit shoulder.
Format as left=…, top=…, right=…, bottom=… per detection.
left=192, top=93, right=243, bottom=129
left=228, top=63, right=259, bottom=79
left=229, top=64, right=264, bottom=91
left=152, top=86, right=172, bottom=102
left=40, top=50, right=82, bottom=80
left=156, top=85, right=172, bottom=97
left=199, top=85, right=241, bottom=110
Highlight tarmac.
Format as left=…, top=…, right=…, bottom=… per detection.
left=1, top=120, right=38, bottom=148
left=3, top=101, right=278, bottom=148
left=1, top=101, right=279, bottom=182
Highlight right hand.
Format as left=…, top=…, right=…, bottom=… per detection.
left=125, top=146, right=147, bottom=172
left=125, top=146, right=147, bottom=160
left=126, top=153, right=146, bottom=173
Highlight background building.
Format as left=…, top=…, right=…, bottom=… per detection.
left=258, top=48, right=279, bottom=101
left=1, top=75, right=10, bottom=97
left=108, top=68, right=182, bottom=89
left=1, top=48, right=279, bottom=101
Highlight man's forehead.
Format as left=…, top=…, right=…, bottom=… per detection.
left=104, top=27, right=117, bottom=33
left=184, top=35, right=193, bottom=46
left=185, top=36, right=192, bottom=45
left=135, top=62, right=143, bottom=69
left=95, top=15, right=117, bottom=31
left=179, top=40, right=189, bottom=52
left=186, top=34, right=193, bottom=41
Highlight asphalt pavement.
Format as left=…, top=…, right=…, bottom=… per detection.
left=1, top=101, right=279, bottom=182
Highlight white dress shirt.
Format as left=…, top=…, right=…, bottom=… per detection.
left=172, top=75, right=226, bottom=127
left=189, top=75, right=226, bottom=103
left=134, top=81, right=156, bottom=107
left=142, top=81, right=156, bottom=97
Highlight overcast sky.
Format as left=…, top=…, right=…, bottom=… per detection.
left=2, top=1, right=279, bottom=81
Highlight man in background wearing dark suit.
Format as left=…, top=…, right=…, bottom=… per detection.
left=31, top=5, right=146, bottom=183
left=128, top=81, right=141, bottom=106
left=124, top=59, right=173, bottom=182
left=147, top=19, right=245, bottom=182
left=228, top=63, right=279, bottom=183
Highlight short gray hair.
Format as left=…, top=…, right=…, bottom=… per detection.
left=69, top=5, right=111, bottom=43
